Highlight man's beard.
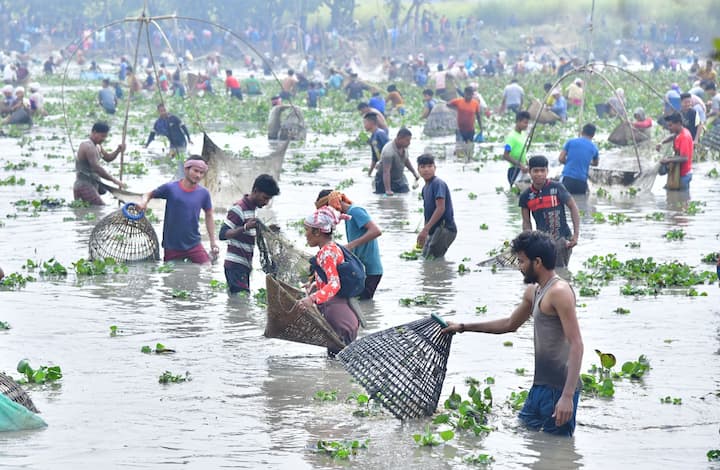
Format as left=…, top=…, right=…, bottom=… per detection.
left=522, top=263, right=539, bottom=284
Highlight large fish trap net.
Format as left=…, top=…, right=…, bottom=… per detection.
left=423, top=102, right=457, bottom=137
left=0, top=372, right=38, bottom=413
left=89, top=203, right=160, bottom=262
left=264, top=275, right=346, bottom=351
left=256, top=221, right=311, bottom=287
left=336, top=314, right=453, bottom=420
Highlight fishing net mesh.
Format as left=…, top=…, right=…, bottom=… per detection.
left=256, top=221, right=311, bottom=287
left=88, top=205, right=159, bottom=262
left=0, top=372, right=38, bottom=413
left=336, top=316, right=453, bottom=420
left=264, top=275, right=346, bottom=351
left=423, top=102, right=457, bottom=137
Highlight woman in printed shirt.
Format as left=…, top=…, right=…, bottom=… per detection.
left=297, top=206, right=360, bottom=355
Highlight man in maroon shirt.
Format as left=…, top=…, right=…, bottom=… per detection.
left=656, top=112, right=693, bottom=190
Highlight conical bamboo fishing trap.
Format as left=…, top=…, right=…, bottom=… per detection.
left=336, top=313, right=453, bottom=420
left=264, top=275, right=346, bottom=351
left=89, top=202, right=160, bottom=262
left=0, top=372, right=39, bottom=413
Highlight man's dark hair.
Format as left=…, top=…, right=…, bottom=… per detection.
left=516, top=111, right=531, bottom=121
left=357, top=102, right=369, bottom=111
left=363, top=112, right=378, bottom=123
left=92, top=122, right=110, bottom=133
left=397, top=127, right=412, bottom=138
left=156, top=103, right=166, bottom=110
left=701, top=80, right=716, bottom=91
left=582, top=123, right=596, bottom=137
left=316, top=189, right=333, bottom=201
left=437, top=64, right=444, bottom=71
left=666, top=112, right=683, bottom=124
left=680, top=92, right=692, bottom=100
left=511, top=230, right=557, bottom=270
left=423, top=89, right=434, bottom=97
left=543, top=82, right=552, bottom=92
left=463, top=86, right=474, bottom=95
left=102, top=79, right=110, bottom=86
left=288, top=69, right=294, bottom=76
left=253, top=174, right=280, bottom=196
left=187, top=154, right=204, bottom=162
left=225, top=69, right=232, bottom=75
left=387, top=84, right=397, bottom=92
left=528, top=155, right=549, bottom=169
left=417, top=154, right=435, bottom=166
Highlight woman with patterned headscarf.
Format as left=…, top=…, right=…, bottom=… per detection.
left=297, top=206, right=360, bottom=355
left=315, top=189, right=383, bottom=299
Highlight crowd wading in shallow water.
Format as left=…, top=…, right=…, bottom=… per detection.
left=2, top=20, right=718, bottom=442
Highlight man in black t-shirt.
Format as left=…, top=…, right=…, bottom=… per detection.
left=518, top=156, right=580, bottom=268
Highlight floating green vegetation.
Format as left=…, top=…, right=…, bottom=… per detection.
left=614, top=307, right=630, bottom=315
left=432, top=377, right=494, bottom=439
left=664, top=229, right=685, bottom=240
left=400, top=247, right=422, bottom=260
left=344, top=130, right=370, bottom=149
left=506, top=390, right=529, bottom=410
left=123, top=162, right=148, bottom=175
left=458, top=263, right=470, bottom=275
left=659, top=396, right=682, bottom=405
left=25, top=258, right=68, bottom=276
left=608, top=213, right=631, bottom=225
left=479, top=223, right=489, bottom=230
left=73, top=257, right=127, bottom=275
left=158, top=371, right=190, bottom=384
left=475, top=305, right=488, bottom=314
left=209, top=279, right=227, bottom=290
left=399, top=294, right=437, bottom=307
left=701, top=252, right=719, bottom=264
left=708, top=449, right=720, bottom=462
left=155, top=263, right=175, bottom=273
left=591, top=212, right=606, bottom=223
left=254, top=288, right=268, bottom=306
left=684, top=200, right=705, bottom=215
left=0, top=272, right=36, bottom=289
left=315, top=439, right=369, bottom=460
left=706, top=168, right=719, bottom=178
left=573, top=254, right=716, bottom=297
left=503, top=341, right=513, bottom=347
left=0, top=175, right=26, bottom=186
left=16, top=359, right=62, bottom=384
left=413, top=425, right=455, bottom=446
left=141, top=343, right=175, bottom=354
left=336, top=178, right=355, bottom=190
left=68, top=199, right=91, bottom=208
left=625, top=241, right=641, bottom=249
left=645, top=212, right=665, bottom=221
left=515, top=368, right=526, bottom=375
left=468, top=192, right=478, bottom=200
left=171, top=289, right=190, bottom=299
left=464, top=453, right=495, bottom=466
left=109, top=325, right=120, bottom=337
left=0, top=320, right=10, bottom=330
left=596, top=187, right=611, bottom=200
left=313, top=390, right=338, bottom=402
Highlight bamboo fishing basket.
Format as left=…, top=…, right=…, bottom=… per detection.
left=336, top=314, right=453, bottom=420
left=0, top=372, right=39, bottom=413
left=88, top=203, right=160, bottom=262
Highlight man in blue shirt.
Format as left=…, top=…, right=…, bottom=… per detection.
left=368, top=91, right=386, bottom=115
left=417, top=154, right=457, bottom=259
left=145, top=103, right=193, bottom=175
left=316, top=189, right=383, bottom=299
left=559, top=123, right=599, bottom=194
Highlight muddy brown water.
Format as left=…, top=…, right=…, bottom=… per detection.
left=1, top=118, right=719, bottom=469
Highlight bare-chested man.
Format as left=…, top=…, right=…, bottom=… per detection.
left=73, top=122, right=126, bottom=205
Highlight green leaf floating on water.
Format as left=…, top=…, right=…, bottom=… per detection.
left=595, top=349, right=617, bottom=369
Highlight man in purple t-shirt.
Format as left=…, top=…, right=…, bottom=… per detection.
left=137, top=156, right=218, bottom=263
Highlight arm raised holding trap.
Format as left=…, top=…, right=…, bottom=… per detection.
left=442, top=231, right=584, bottom=437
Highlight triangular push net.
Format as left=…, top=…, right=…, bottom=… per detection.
left=264, top=275, right=346, bottom=351
left=336, top=314, right=453, bottom=420
left=256, top=221, right=312, bottom=287
left=89, top=203, right=160, bottom=262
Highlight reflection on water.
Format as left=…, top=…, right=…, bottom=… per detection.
left=524, top=431, right=584, bottom=470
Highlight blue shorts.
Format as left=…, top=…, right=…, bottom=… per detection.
left=518, top=384, right=580, bottom=436
left=225, top=266, right=250, bottom=294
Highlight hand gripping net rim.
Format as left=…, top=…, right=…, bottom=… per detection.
left=88, top=204, right=160, bottom=262
left=336, top=315, right=453, bottom=420
left=0, top=372, right=39, bottom=413
left=264, top=275, right=347, bottom=351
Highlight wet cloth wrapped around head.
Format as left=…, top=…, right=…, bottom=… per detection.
left=304, top=206, right=350, bottom=233
left=184, top=158, right=208, bottom=172
left=315, top=190, right=353, bottom=211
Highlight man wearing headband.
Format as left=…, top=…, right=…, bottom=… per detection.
left=316, top=189, right=383, bottom=299
left=298, top=206, right=359, bottom=355
left=137, top=156, right=218, bottom=263
left=73, top=121, right=126, bottom=205
left=220, top=174, right=280, bottom=294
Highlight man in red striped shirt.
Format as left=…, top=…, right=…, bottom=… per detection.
left=518, top=156, right=580, bottom=268
left=219, top=174, right=280, bottom=294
